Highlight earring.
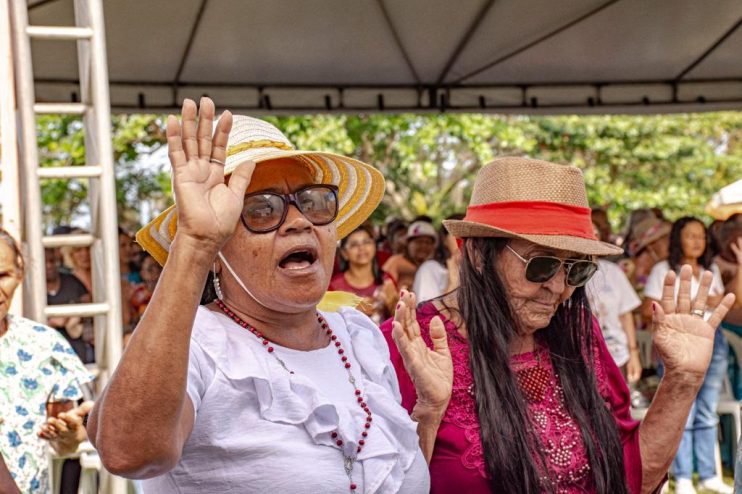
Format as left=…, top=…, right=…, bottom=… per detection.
left=212, top=263, right=223, bottom=300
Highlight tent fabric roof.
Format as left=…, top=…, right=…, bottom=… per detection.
left=28, top=0, right=742, bottom=114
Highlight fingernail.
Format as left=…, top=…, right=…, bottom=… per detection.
left=652, top=302, right=656, bottom=313
left=396, top=303, right=401, bottom=310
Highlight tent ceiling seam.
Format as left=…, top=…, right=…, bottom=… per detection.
left=375, top=0, right=421, bottom=84
left=435, top=0, right=497, bottom=85
left=674, top=16, right=742, bottom=81
left=173, top=0, right=210, bottom=103
left=451, top=0, right=622, bottom=85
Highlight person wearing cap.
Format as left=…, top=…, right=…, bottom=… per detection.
left=87, top=98, right=434, bottom=493
left=381, top=157, right=736, bottom=493
left=382, top=221, right=437, bottom=290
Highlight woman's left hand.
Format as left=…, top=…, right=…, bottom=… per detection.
left=652, top=265, right=736, bottom=378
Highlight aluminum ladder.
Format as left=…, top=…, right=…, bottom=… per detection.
left=3, top=0, right=125, bottom=492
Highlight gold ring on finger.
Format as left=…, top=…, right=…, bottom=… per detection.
left=691, top=308, right=705, bottom=318
left=210, top=158, right=226, bottom=166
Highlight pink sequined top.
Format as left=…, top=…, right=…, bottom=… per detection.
left=380, top=302, right=644, bottom=494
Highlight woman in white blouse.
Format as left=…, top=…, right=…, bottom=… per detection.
left=88, top=98, right=450, bottom=493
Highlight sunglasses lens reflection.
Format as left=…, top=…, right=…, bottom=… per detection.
left=525, top=257, right=563, bottom=283
left=567, top=261, right=598, bottom=287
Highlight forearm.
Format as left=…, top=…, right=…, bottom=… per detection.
left=412, top=405, right=445, bottom=464
left=639, top=371, right=703, bottom=493
left=89, top=236, right=215, bottom=474
left=0, top=454, right=20, bottom=494
left=619, top=312, right=638, bottom=350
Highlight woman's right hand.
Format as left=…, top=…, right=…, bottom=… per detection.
left=392, top=290, right=453, bottom=421
left=168, top=97, right=256, bottom=253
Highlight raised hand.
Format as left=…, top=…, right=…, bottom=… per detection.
left=652, top=265, right=736, bottom=378
left=392, top=290, right=453, bottom=417
left=168, top=98, right=255, bottom=252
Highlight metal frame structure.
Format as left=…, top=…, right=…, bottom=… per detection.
left=21, top=0, right=742, bottom=114
left=2, top=0, right=125, bottom=492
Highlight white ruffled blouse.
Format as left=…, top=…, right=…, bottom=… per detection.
left=142, top=306, right=429, bottom=494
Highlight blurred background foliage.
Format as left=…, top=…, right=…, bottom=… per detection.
left=18, top=111, right=742, bottom=233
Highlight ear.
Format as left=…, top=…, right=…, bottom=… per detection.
left=463, top=239, right=485, bottom=273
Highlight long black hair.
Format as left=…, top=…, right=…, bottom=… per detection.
left=338, top=225, right=384, bottom=286
left=668, top=216, right=711, bottom=273
left=451, top=237, right=628, bottom=493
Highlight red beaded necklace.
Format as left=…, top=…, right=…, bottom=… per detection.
left=214, top=299, right=371, bottom=492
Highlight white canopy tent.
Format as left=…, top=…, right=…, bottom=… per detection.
left=26, top=0, right=742, bottom=114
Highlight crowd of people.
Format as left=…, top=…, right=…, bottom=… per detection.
left=0, top=97, right=741, bottom=494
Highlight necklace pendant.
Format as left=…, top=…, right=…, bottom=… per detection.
left=344, top=456, right=355, bottom=476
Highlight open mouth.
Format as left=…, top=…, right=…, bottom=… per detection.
left=278, top=246, right=318, bottom=270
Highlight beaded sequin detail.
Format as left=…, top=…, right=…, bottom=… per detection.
left=417, top=304, right=607, bottom=492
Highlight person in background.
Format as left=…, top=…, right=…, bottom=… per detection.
left=330, top=225, right=397, bottom=323
left=60, top=228, right=92, bottom=293
left=714, top=219, right=742, bottom=399
left=591, top=207, right=614, bottom=245
left=119, top=227, right=142, bottom=284
left=623, top=216, right=672, bottom=329
left=413, top=214, right=464, bottom=302
left=45, top=247, right=93, bottom=363
left=0, top=228, right=93, bottom=494
left=644, top=216, right=730, bottom=494
left=586, top=223, right=642, bottom=383
left=383, top=220, right=437, bottom=290
left=622, top=208, right=658, bottom=253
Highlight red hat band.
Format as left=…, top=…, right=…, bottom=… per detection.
left=463, top=201, right=597, bottom=240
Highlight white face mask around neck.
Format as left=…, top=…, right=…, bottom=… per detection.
left=216, top=251, right=270, bottom=309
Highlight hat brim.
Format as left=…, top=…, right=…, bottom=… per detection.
left=634, top=225, right=671, bottom=254
left=443, top=219, right=623, bottom=257
left=137, top=149, right=385, bottom=266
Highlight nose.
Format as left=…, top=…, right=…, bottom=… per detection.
left=542, top=265, right=568, bottom=295
left=280, top=204, right=313, bottom=234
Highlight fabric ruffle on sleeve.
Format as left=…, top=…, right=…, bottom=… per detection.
left=191, top=307, right=421, bottom=494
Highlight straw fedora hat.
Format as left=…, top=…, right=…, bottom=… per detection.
left=443, top=157, right=622, bottom=256
left=137, top=115, right=385, bottom=266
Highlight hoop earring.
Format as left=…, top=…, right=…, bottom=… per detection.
left=213, top=263, right=223, bottom=300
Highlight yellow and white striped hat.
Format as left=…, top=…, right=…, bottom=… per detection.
left=137, top=115, right=385, bottom=266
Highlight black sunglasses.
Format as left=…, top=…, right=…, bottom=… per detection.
left=240, top=184, right=339, bottom=233
left=506, top=244, right=598, bottom=287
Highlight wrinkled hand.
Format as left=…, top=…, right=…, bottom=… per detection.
left=392, top=291, right=452, bottom=419
left=39, top=401, right=93, bottom=455
left=653, top=265, right=736, bottom=378
left=168, top=97, right=255, bottom=252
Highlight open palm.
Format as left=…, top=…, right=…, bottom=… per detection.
left=168, top=98, right=255, bottom=251
left=392, top=290, right=453, bottom=411
left=652, top=265, right=736, bottom=378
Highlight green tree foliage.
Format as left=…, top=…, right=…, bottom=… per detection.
left=23, top=112, right=742, bottom=233
left=35, top=114, right=168, bottom=229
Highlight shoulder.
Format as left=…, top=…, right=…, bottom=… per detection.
left=7, top=315, right=91, bottom=381
left=648, top=260, right=670, bottom=277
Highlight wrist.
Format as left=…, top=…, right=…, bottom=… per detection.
left=170, top=234, right=220, bottom=265
left=661, top=368, right=705, bottom=388
left=412, top=402, right=448, bottom=425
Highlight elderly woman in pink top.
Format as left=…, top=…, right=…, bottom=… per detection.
left=382, top=157, right=736, bottom=493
